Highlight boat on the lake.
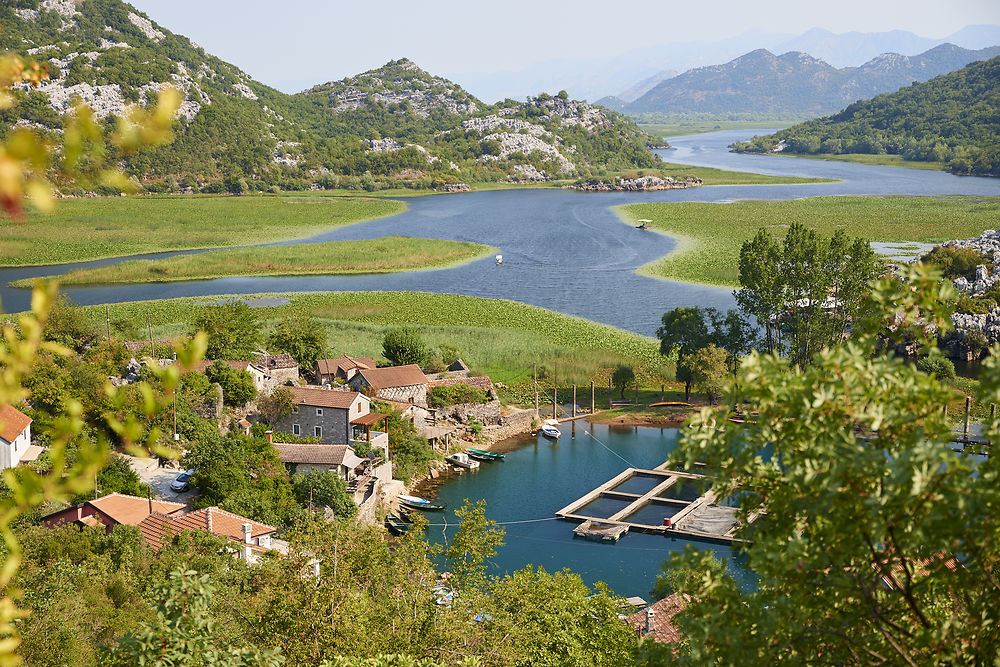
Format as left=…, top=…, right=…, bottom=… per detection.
left=541, top=419, right=562, bottom=439
left=466, top=447, right=504, bottom=461
left=446, top=452, right=480, bottom=469
left=398, top=494, right=445, bottom=511
left=636, top=218, right=652, bottom=229
left=385, top=514, right=409, bottom=536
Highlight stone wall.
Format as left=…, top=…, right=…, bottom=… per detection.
left=275, top=406, right=350, bottom=444
left=433, top=400, right=502, bottom=426
left=475, top=408, right=538, bottom=448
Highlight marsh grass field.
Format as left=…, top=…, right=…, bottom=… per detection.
left=1, top=195, right=406, bottom=266
left=17, top=237, right=494, bottom=286
left=637, top=119, right=801, bottom=138
left=778, top=153, right=948, bottom=171
left=82, top=291, right=673, bottom=393
left=621, top=195, right=1000, bottom=286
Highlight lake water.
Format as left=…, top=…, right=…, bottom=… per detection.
left=419, top=423, right=751, bottom=598
left=2, top=130, right=998, bottom=336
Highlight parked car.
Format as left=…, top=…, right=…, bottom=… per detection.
left=170, top=469, right=195, bottom=493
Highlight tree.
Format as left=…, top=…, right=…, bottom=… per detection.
left=105, top=568, right=283, bottom=666
left=94, top=455, right=149, bottom=498
left=650, top=548, right=726, bottom=602
left=678, top=345, right=728, bottom=403
left=204, top=361, right=257, bottom=406
left=657, top=306, right=714, bottom=400
left=43, top=293, right=97, bottom=352
left=611, top=364, right=635, bottom=399
left=267, top=317, right=324, bottom=370
left=257, top=386, right=295, bottom=427
left=446, top=499, right=505, bottom=588
left=291, top=470, right=357, bottom=518
left=382, top=327, right=427, bottom=366
left=190, top=301, right=260, bottom=360
left=665, top=264, right=1000, bottom=664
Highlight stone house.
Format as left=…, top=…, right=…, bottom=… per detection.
left=348, top=364, right=428, bottom=407
left=0, top=404, right=34, bottom=470
left=255, top=352, right=300, bottom=391
left=315, top=355, right=375, bottom=384
left=273, top=386, right=373, bottom=444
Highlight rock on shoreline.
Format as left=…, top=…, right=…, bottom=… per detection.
left=570, top=175, right=703, bottom=192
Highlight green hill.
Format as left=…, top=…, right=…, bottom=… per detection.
left=730, top=55, right=1000, bottom=176
left=0, top=0, right=659, bottom=192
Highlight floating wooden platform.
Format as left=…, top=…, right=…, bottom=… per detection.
left=556, top=467, right=754, bottom=544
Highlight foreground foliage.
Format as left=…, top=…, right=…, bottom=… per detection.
left=667, top=264, right=1000, bottom=663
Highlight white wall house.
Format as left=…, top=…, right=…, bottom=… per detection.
left=0, top=404, right=32, bottom=471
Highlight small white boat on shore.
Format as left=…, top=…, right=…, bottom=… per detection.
left=541, top=419, right=562, bottom=439
left=446, top=452, right=480, bottom=469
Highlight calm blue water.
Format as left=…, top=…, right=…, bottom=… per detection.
left=419, top=423, right=751, bottom=598
left=2, top=130, right=998, bottom=335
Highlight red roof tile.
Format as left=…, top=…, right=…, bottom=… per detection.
left=289, top=386, right=362, bottom=409
left=626, top=593, right=688, bottom=644
left=0, top=404, right=31, bottom=443
left=88, top=492, right=186, bottom=526
left=137, top=506, right=275, bottom=551
left=273, top=443, right=363, bottom=467
left=316, top=355, right=374, bottom=376
left=357, top=365, right=427, bottom=390
left=256, top=353, right=298, bottom=369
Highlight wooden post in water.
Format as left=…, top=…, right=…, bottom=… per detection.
left=533, top=363, right=538, bottom=414
left=661, top=384, right=664, bottom=402
left=590, top=382, right=595, bottom=414
left=634, top=384, right=639, bottom=405
left=609, top=377, right=613, bottom=409
left=964, top=396, right=972, bottom=440
left=572, top=385, right=577, bottom=418
left=553, top=387, right=557, bottom=419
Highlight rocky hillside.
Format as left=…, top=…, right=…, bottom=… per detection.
left=620, top=44, right=1000, bottom=116
left=1, top=1, right=659, bottom=191
left=730, top=56, right=1000, bottom=176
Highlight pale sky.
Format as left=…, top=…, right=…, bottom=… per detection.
left=129, top=0, right=1000, bottom=93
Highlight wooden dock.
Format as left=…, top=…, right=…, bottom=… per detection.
left=556, top=467, right=753, bottom=544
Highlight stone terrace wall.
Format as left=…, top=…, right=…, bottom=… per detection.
left=433, top=400, right=502, bottom=426
left=476, top=408, right=538, bottom=448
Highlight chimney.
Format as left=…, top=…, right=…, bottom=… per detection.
left=147, top=489, right=153, bottom=514
left=265, top=430, right=273, bottom=444
left=645, top=607, right=655, bottom=635
left=242, top=522, right=252, bottom=544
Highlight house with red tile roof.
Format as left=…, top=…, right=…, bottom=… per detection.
left=315, top=355, right=375, bottom=384
left=0, top=404, right=33, bottom=470
left=271, top=386, right=380, bottom=444
left=137, top=506, right=279, bottom=563
left=347, top=364, right=428, bottom=406
left=626, top=593, right=689, bottom=645
left=43, top=492, right=187, bottom=534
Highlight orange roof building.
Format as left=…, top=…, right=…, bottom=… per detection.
left=43, top=492, right=186, bottom=535
left=626, top=593, right=689, bottom=645
left=315, top=355, right=375, bottom=383
left=347, top=365, right=428, bottom=407
left=0, top=404, right=33, bottom=471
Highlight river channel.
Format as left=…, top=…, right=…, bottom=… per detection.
left=419, top=423, right=751, bottom=599
left=3, top=130, right=999, bottom=336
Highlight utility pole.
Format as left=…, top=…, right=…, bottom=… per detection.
left=591, top=381, right=595, bottom=414
left=533, top=363, right=538, bottom=414
left=146, top=312, right=155, bottom=359
left=105, top=304, right=111, bottom=340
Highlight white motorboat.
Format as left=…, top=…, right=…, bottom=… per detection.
left=446, top=452, right=480, bottom=469
left=540, top=419, right=561, bottom=439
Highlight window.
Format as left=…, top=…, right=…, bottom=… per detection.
left=291, top=406, right=299, bottom=414
left=316, top=408, right=324, bottom=416
left=314, top=426, right=323, bottom=438
left=292, top=424, right=300, bottom=436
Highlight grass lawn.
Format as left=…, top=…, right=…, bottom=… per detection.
left=1, top=195, right=406, bottom=266
left=778, top=153, right=947, bottom=172
left=81, top=291, right=675, bottom=400
left=18, top=237, right=494, bottom=286
left=619, top=196, right=1000, bottom=287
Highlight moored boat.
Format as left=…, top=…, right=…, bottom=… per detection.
left=398, top=494, right=446, bottom=511
left=446, top=452, right=480, bottom=469
left=540, top=419, right=561, bottom=439
left=466, top=447, right=504, bottom=461
left=385, top=514, right=409, bottom=536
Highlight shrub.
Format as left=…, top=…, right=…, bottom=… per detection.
left=920, top=246, right=988, bottom=280
left=428, top=384, right=489, bottom=407
left=916, top=354, right=956, bottom=381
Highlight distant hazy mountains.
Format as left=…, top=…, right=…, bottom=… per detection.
left=600, top=43, right=1000, bottom=116
left=452, top=25, right=1000, bottom=103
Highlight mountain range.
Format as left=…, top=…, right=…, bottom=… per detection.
left=451, top=25, right=1000, bottom=103
left=597, top=43, right=1000, bottom=116
left=0, top=0, right=657, bottom=191
left=730, top=55, right=1000, bottom=177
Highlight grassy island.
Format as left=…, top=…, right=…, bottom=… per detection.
left=0, top=195, right=406, bottom=266
left=620, top=195, right=1000, bottom=286
left=17, top=237, right=493, bottom=286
